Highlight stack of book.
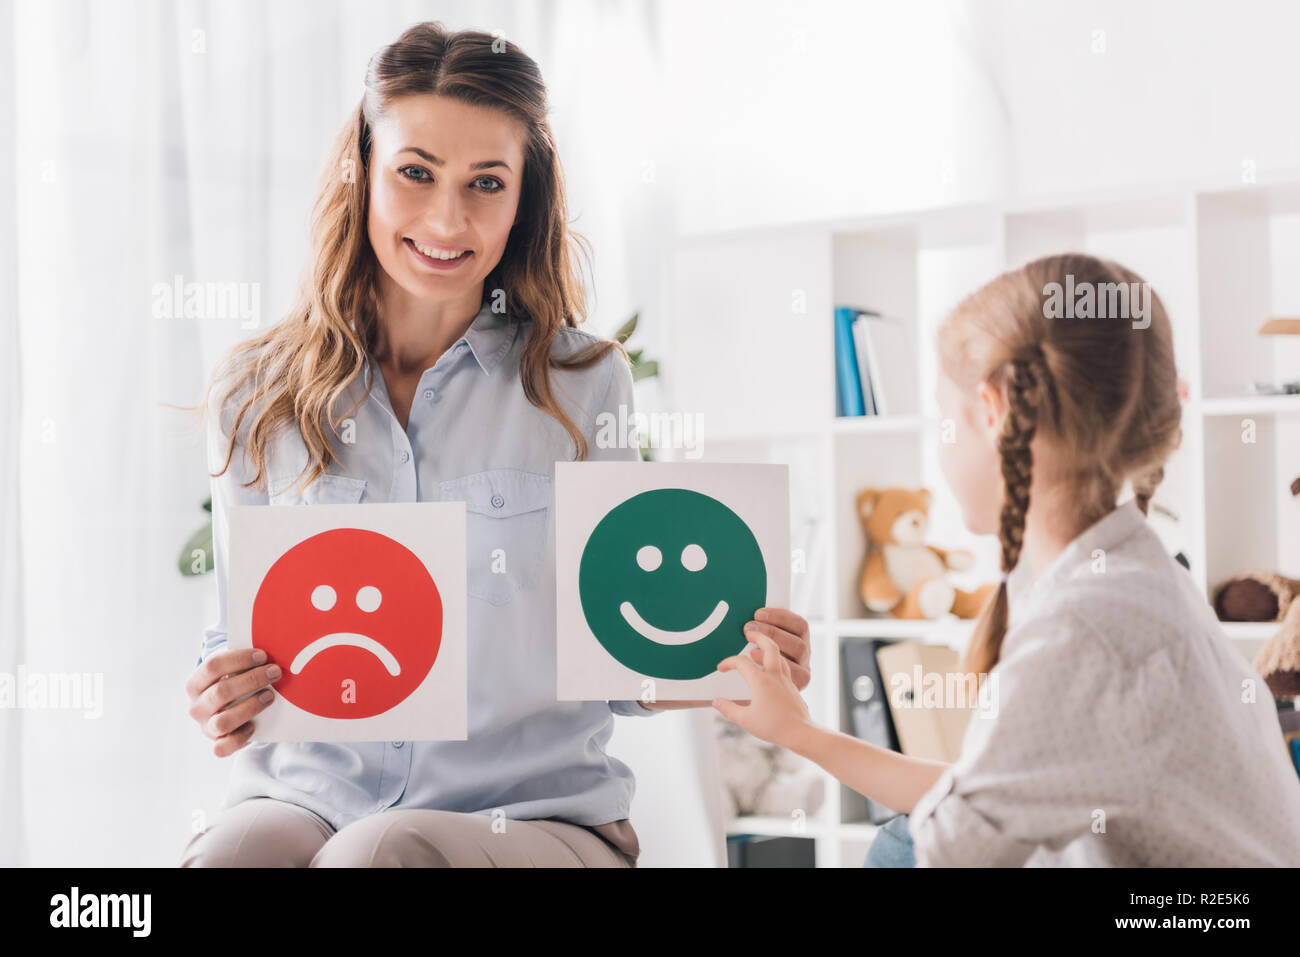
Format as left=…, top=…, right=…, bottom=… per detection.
left=834, top=306, right=916, bottom=417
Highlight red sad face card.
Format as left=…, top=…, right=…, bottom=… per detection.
left=227, top=502, right=467, bottom=741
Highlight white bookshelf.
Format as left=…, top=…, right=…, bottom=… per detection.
left=661, top=174, right=1300, bottom=867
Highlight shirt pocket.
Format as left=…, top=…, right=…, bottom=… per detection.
left=439, top=468, right=551, bottom=606
left=267, top=472, right=368, bottom=506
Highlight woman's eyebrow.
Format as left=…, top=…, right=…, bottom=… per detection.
left=398, top=146, right=512, bottom=172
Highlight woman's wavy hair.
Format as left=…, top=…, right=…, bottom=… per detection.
left=940, top=253, right=1183, bottom=678
left=196, top=21, right=620, bottom=494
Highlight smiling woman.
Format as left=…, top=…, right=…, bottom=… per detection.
left=180, top=20, right=813, bottom=871
left=367, top=95, right=525, bottom=327
left=182, top=21, right=649, bottom=869
left=198, top=22, right=617, bottom=488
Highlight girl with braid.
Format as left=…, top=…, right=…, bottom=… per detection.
left=715, top=253, right=1300, bottom=866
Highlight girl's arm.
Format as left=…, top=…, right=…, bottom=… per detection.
left=715, top=632, right=948, bottom=815
left=787, top=722, right=948, bottom=815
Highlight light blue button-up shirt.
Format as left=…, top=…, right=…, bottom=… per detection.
left=199, top=299, right=656, bottom=833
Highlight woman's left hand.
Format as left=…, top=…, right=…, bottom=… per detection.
left=743, top=607, right=812, bottom=690
left=639, top=607, right=812, bottom=710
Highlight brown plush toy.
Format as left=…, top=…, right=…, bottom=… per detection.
left=1213, top=572, right=1300, bottom=622
left=1253, top=600, right=1300, bottom=697
left=857, top=487, right=997, bottom=620
left=1247, top=476, right=1300, bottom=697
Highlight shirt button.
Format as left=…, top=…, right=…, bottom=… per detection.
left=399, top=450, right=410, bottom=464
left=491, top=494, right=505, bottom=509
left=423, top=389, right=434, bottom=401
left=392, top=741, right=404, bottom=749
left=455, top=342, right=468, bottom=352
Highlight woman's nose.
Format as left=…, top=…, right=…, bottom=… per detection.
left=426, top=184, right=467, bottom=234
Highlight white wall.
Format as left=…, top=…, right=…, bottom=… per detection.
left=656, top=0, right=1300, bottom=239
left=657, top=0, right=1014, bottom=235
left=981, top=0, right=1300, bottom=197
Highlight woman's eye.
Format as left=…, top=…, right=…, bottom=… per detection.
left=396, top=168, right=502, bottom=193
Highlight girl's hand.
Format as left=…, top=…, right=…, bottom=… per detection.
left=640, top=606, right=812, bottom=710
left=712, top=631, right=815, bottom=751
left=184, top=648, right=283, bottom=757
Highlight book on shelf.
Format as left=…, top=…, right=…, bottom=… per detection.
left=875, top=641, right=972, bottom=764
left=833, top=305, right=917, bottom=418
left=850, top=316, right=878, bottom=415
left=840, top=638, right=902, bottom=824
left=834, top=305, right=866, bottom=417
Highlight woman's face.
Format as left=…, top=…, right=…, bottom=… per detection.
left=366, top=94, right=527, bottom=304
left=936, top=369, right=1005, bottom=536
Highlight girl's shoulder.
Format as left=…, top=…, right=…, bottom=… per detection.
left=1007, top=542, right=1198, bottom=685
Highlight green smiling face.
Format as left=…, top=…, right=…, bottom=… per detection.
left=578, top=488, right=766, bottom=680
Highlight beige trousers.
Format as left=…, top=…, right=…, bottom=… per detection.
left=181, top=797, right=636, bottom=868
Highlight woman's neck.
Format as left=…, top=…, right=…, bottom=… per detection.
left=372, top=273, right=484, bottom=374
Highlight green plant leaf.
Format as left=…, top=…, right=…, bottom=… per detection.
left=202, top=498, right=211, bottom=513
left=614, top=313, right=639, bottom=344
left=632, top=359, right=659, bottom=382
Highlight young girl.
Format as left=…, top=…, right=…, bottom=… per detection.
left=181, top=22, right=811, bottom=868
left=716, top=253, right=1300, bottom=866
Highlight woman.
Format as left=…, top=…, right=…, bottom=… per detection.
left=182, top=22, right=812, bottom=868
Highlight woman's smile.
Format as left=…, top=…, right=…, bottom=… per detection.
left=403, top=237, right=475, bottom=270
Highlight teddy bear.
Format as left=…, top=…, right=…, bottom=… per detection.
left=1213, top=572, right=1300, bottom=622
left=714, top=712, right=825, bottom=819
left=857, top=486, right=996, bottom=619
left=1232, top=477, right=1300, bottom=698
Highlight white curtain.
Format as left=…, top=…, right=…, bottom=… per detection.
left=5, top=0, right=666, bottom=866
left=1, top=0, right=26, bottom=868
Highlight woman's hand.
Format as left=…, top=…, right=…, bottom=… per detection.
left=640, top=606, right=812, bottom=710
left=744, top=607, right=811, bottom=690
left=712, top=630, right=815, bottom=751
left=185, top=648, right=283, bottom=756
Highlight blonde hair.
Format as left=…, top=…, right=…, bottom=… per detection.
left=940, top=253, right=1183, bottom=677
left=195, top=22, right=621, bottom=495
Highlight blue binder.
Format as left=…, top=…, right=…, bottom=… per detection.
left=834, top=305, right=865, bottom=417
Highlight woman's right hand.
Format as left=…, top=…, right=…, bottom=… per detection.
left=185, top=648, right=282, bottom=756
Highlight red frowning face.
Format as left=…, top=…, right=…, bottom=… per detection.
left=251, top=528, right=443, bottom=719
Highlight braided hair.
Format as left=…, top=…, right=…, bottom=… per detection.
left=944, top=254, right=1183, bottom=678
left=963, top=354, right=1052, bottom=678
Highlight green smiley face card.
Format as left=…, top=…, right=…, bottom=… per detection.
left=556, top=462, right=790, bottom=702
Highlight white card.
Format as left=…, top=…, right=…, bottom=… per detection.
left=556, top=462, right=791, bottom=702
left=227, top=502, right=467, bottom=741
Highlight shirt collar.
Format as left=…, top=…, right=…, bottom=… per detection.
left=459, top=299, right=518, bottom=376
left=361, top=299, right=519, bottom=391
left=1013, top=499, right=1148, bottom=614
